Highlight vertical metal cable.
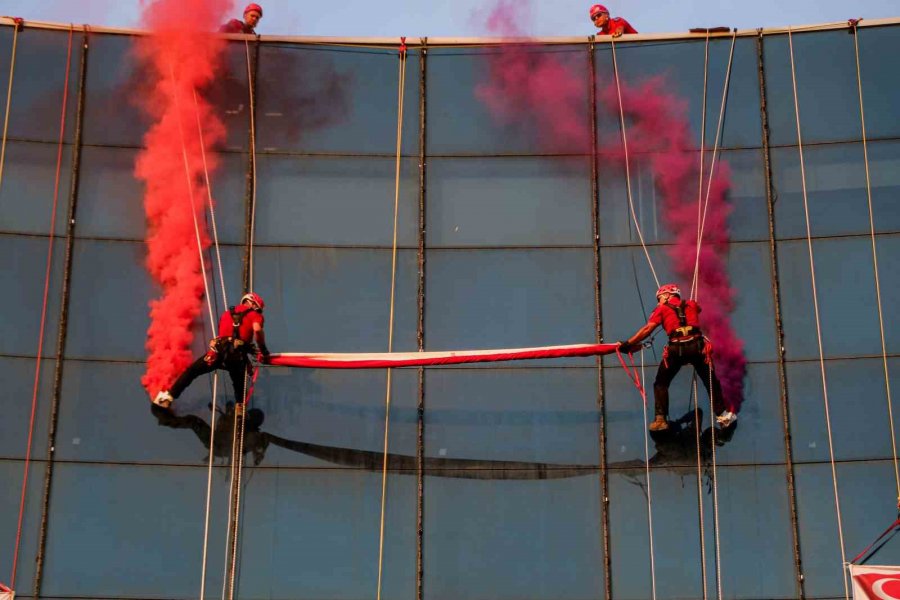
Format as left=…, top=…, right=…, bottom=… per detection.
left=757, top=29, right=805, bottom=599
left=241, top=37, right=260, bottom=292
left=588, top=38, right=613, bottom=600
left=33, top=27, right=88, bottom=598
left=415, top=38, right=428, bottom=600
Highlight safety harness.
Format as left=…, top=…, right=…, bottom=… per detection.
left=664, top=301, right=702, bottom=342
left=661, top=300, right=712, bottom=368
left=204, top=306, right=260, bottom=364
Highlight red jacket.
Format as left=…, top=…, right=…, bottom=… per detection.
left=648, top=297, right=701, bottom=337
left=219, top=19, right=255, bottom=34
left=596, top=17, right=638, bottom=35
left=218, top=305, right=263, bottom=343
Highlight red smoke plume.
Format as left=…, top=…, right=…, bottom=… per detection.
left=135, top=0, right=232, bottom=397
left=475, top=2, right=746, bottom=409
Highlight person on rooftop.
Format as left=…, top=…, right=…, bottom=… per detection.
left=590, top=4, right=637, bottom=38
left=220, top=3, right=263, bottom=34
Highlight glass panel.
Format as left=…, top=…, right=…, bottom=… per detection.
left=246, top=367, right=419, bottom=468
left=597, top=149, right=768, bottom=247
left=254, top=156, right=419, bottom=246
left=66, top=240, right=245, bottom=361
left=0, top=141, right=72, bottom=236
left=787, top=358, right=898, bottom=463
left=778, top=237, right=884, bottom=360
left=427, top=157, right=592, bottom=247
left=0, top=462, right=43, bottom=596
left=876, top=235, right=900, bottom=354
left=857, top=25, right=900, bottom=140
left=425, top=368, right=600, bottom=465
left=595, top=36, right=762, bottom=152
left=77, top=146, right=248, bottom=244
left=252, top=247, right=419, bottom=353
left=425, top=249, right=595, bottom=354
left=869, top=140, right=900, bottom=234
left=606, top=362, right=786, bottom=469
left=2, top=356, right=54, bottom=460
left=6, top=28, right=80, bottom=143
left=64, top=239, right=159, bottom=360
left=795, top=461, right=900, bottom=598
left=238, top=470, right=416, bottom=600
left=425, top=475, right=602, bottom=600
left=702, top=465, right=797, bottom=599
left=763, top=30, right=861, bottom=146
left=256, top=44, right=419, bottom=154
left=611, top=465, right=795, bottom=600
left=428, top=46, right=590, bottom=155
left=609, top=468, right=703, bottom=599
left=0, top=235, right=64, bottom=357
left=81, top=32, right=153, bottom=147
left=771, top=143, right=871, bottom=240
left=41, top=462, right=230, bottom=598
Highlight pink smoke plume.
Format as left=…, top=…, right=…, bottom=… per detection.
left=474, top=2, right=746, bottom=409
left=474, top=0, right=591, bottom=153
left=134, top=0, right=233, bottom=397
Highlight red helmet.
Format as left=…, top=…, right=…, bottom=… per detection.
left=241, top=292, right=265, bottom=310
left=656, top=284, right=681, bottom=299
left=590, top=4, right=609, bottom=18
left=244, top=3, right=263, bottom=17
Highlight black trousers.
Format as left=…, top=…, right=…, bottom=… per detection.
left=170, top=350, right=252, bottom=403
left=653, top=337, right=725, bottom=418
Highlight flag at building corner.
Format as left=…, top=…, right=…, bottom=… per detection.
left=851, top=565, right=900, bottom=599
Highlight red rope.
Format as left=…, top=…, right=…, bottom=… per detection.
left=850, top=517, right=900, bottom=564
left=616, top=347, right=647, bottom=404
left=11, top=26, right=73, bottom=590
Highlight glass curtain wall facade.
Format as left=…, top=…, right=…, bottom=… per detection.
left=1, top=20, right=899, bottom=600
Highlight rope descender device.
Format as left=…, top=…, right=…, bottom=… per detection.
left=399, top=36, right=407, bottom=57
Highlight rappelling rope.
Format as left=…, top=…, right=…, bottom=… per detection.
left=707, top=366, right=723, bottom=600
left=691, top=378, right=709, bottom=600
left=244, top=38, right=258, bottom=291
left=10, top=24, right=69, bottom=591
left=376, top=37, right=407, bottom=600
left=222, top=39, right=262, bottom=600
left=638, top=348, right=658, bottom=600
left=189, top=84, right=229, bottom=600
left=610, top=39, right=660, bottom=289
left=691, top=30, right=737, bottom=301
left=788, top=27, right=849, bottom=600
left=613, top=348, right=658, bottom=598
left=693, top=32, right=710, bottom=302
left=193, top=87, right=228, bottom=309
left=167, top=59, right=225, bottom=600
left=852, top=23, right=900, bottom=505
left=0, top=20, right=19, bottom=198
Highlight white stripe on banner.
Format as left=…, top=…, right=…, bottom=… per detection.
left=851, top=565, right=900, bottom=599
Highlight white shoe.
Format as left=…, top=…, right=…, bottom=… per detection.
left=153, top=390, right=174, bottom=408
left=716, top=410, right=737, bottom=428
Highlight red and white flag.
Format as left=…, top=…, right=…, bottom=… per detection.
left=851, top=565, right=900, bottom=599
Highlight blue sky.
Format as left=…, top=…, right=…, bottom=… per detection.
left=4, top=0, right=898, bottom=37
